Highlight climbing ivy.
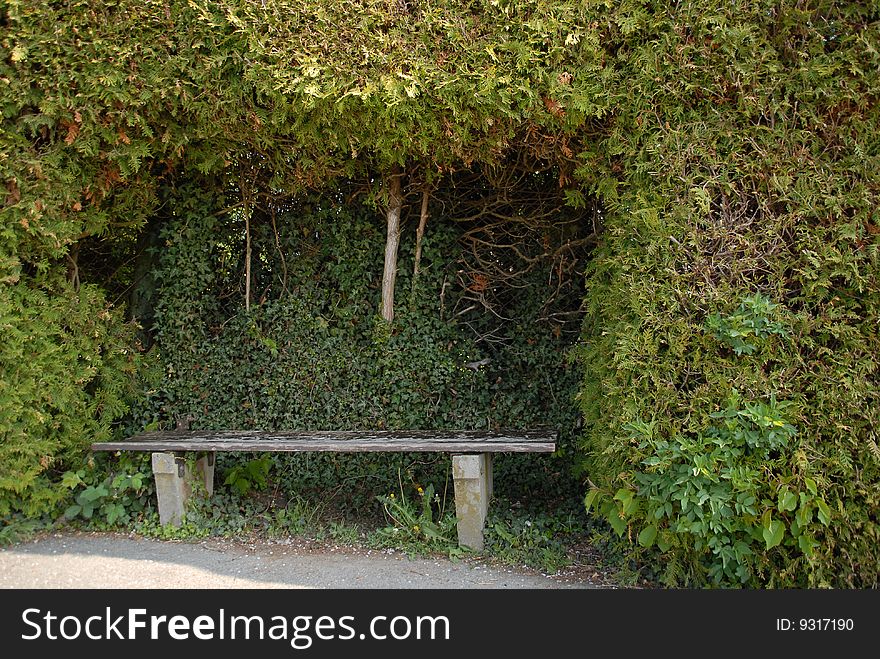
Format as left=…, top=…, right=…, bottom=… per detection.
left=128, top=184, right=583, bottom=513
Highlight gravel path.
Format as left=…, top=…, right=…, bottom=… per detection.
left=0, top=532, right=611, bottom=589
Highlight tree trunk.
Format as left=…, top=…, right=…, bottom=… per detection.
left=381, top=167, right=403, bottom=323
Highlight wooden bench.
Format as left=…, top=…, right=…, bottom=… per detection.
left=91, top=429, right=556, bottom=550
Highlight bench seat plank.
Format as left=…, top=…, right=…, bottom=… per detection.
left=91, top=429, right=556, bottom=454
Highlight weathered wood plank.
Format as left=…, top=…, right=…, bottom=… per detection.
left=93, top=440, right=555, bottom=453
left=103, top=429, right=556, bottom=442
left=91, top=430, right=556, bottom=454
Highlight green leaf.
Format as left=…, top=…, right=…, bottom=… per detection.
left=733, top=541, right=753, bottom=558
left=584, top=488, right=600, bottom=511
left=816, top=499, right=831, bottom=526
left=613, top=488, right=637, bottom=516
left=796, top=503, right=813, bottom=527
left=78, top=486, right=105, bottom=503
left=762, top=518, right=785, bottom=549
left=607, top=512, right=627, bottom=537
left=656, top=532, right=673, bottom=552
left=63, top=504, right=82, bottom=519
left=105, top=503, right=126, bottom=525
left=613, top=488, right=633, bottom=505
left=804, top=478, right=818, bottom=496
left=798, top=534, right=818, bottom=557
left=61, top=471, right=84, bottom=489
left=777, top=488, right=797, bottom=513
left=637, top=524, right=658, bottom=547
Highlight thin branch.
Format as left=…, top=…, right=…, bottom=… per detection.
left=67, top=246, right=80, bottom=291
left=412, top=187, right=430, bottom=283
left=270, top=207, right=289, bottom=296
left=241, top=170, right=253, bottom=313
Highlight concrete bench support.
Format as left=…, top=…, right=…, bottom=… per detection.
left=195, top=452, right=215, bottom=496
left=151, top=451, right=215, bottom=526
left=452, top=453, right=493, bottom=551
left=151, top=452, right=189, bottom=526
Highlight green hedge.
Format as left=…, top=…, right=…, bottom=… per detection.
left=0, top=277, right=138, bottom=517
left=3, top=0, right=877, bottom=587
left=576, top=1, right=879, bottom=587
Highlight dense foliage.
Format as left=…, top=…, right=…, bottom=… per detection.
left=0, top=277, right=137, bottom=517
left=2, top=1, right=877, bottom=586
left=577, top=1, right=879, bottom=586
left=131, top=183, right=583, bottom=510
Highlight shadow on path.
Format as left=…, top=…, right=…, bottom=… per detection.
left=0, top=532, right=605, bottom=589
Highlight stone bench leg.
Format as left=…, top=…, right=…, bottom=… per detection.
left=452, top=453, right=493, bottom=550
left=151, top=451, right=215, bottom=526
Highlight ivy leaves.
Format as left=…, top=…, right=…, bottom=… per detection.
left=133, top=192, right=583, bottom=511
